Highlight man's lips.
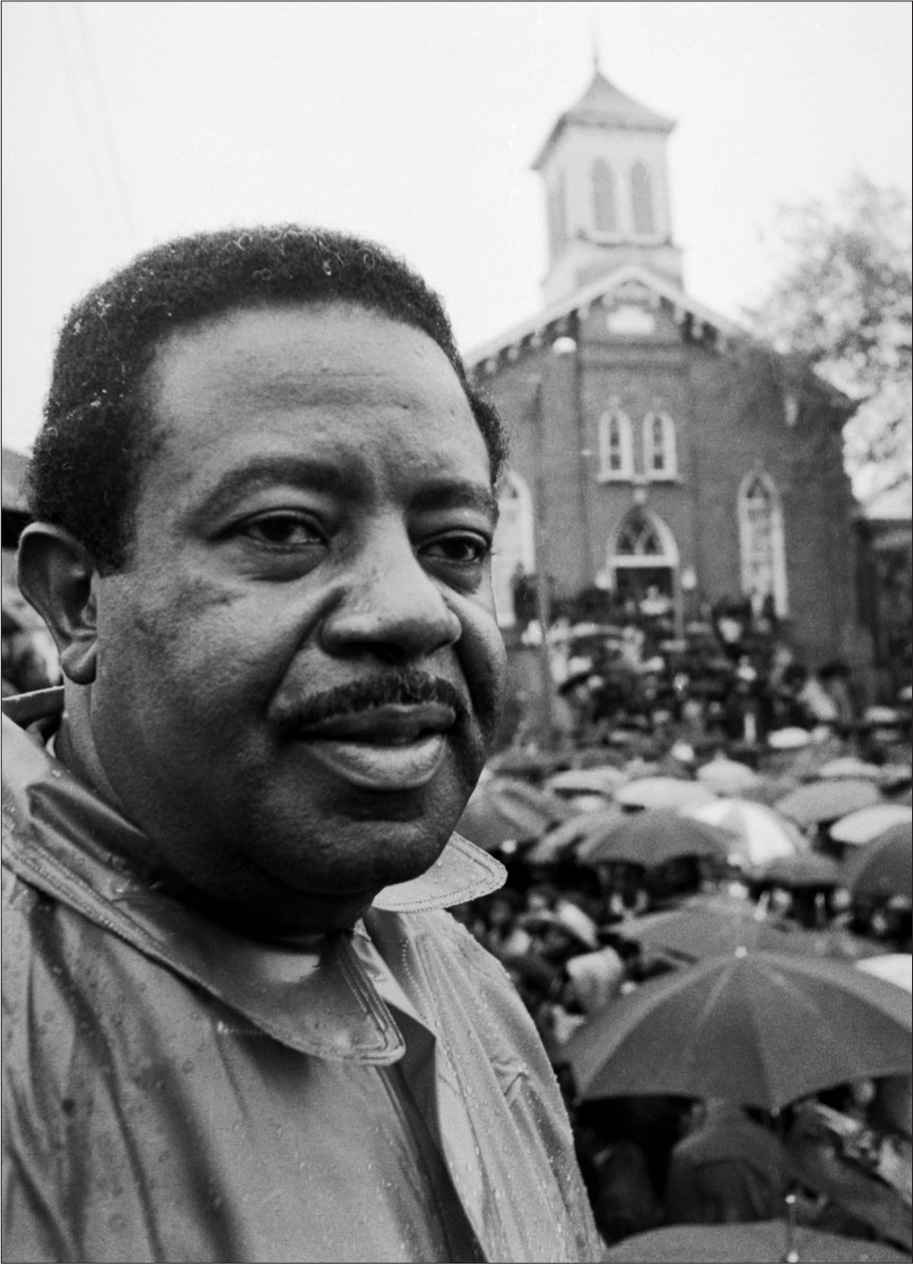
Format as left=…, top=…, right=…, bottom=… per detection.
left=291, top=703, right=456, bottom=791
left=292, top=702, right=457, bottom=745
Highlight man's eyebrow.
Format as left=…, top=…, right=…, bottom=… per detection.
left=194, top=458, right=353, bottom=518
left=411, top=481, right=500, bottom=524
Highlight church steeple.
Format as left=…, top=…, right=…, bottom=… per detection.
left=532, top=70, right=683, bottom=303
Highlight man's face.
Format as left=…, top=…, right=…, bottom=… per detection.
left=87, top=302, right=506, bottom=934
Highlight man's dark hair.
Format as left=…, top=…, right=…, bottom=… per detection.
left=28, top=225, right=507, bottom=573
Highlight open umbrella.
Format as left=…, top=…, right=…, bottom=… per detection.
left=843, top=821, right=913, bottom=901
left=563, top=951, right=911, bottom=1111
left=695, top=756, right=760, bottom=794
left=755, top=853, right=845, bottom=890
left=776, top=779, right=883, bottom=827
left=602, top=1221, right=909, bottom=1262
left=455, top=776, right=570, bottom=850
left=738, top=773, right=803, bottom=808
left=818, top=756, right=890, bottom=782
left=486, top=747, right=567, bottom=780
left=830, top=804, right=912, bottom=846
left=767, top=726, right=813, bottom=750
left=571, top=808, right=732, bottom=868
left=618, top=902, right=804, bottom=960
left=684, top=798, right=805, bottom=867
left=527, top=808, right=628, bottom=864
left=616, top=777, right=717, bottom=811
left=621, top=902, right=881, bottom=964
left=858, top=953, right=913, bottom=992
left=545, top=767, right=628, bottom=798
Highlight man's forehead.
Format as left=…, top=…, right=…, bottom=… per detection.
left=148, top=299, right=463, bottom=400
left=136, top=299, right=494, bottom=500
left=140, top=300, right=488, bottom=484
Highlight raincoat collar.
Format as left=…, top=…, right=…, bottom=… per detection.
left=2, top=688, right=505, bottom=1065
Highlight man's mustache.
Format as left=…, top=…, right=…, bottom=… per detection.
left=277, top=669, right=466, bottom=736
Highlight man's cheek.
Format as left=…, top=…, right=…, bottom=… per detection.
left=458, top=611, right=508, bottom=743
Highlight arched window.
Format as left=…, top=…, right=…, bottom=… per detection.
left=598, top=408, right=634, bottom=480
left=592, top=159, right=616, bottom=233
left=491, top=470, right=535, bottom=627
left=631, top=162, right=655, bottom=235
left=608, top=510, right=680, bottom=615
left=548, top=172, right=567, bottom=255
left=615, top=513, right=665, bottom=557
left=738, top=471, right=788, bottom=616
left=644, top=411, right=678, bottom=479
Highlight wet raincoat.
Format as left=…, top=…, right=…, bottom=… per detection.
left=2, top=694, right=605, bottom=1263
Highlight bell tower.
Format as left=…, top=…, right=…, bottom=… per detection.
left=532, top=68, right=683, bottom=304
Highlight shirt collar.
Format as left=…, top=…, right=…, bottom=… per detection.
left=2, top=688, right=505, bottom=1062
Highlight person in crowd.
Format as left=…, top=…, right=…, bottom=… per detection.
left=664, top=1098, right=790, bottom=1225
left=2, top=226, right=605, bottom=1262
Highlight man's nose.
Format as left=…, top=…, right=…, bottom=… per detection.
left=319, top=524, right=462, bottom=662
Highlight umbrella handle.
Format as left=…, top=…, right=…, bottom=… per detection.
left=781, top=1192, right=799, bottom=1263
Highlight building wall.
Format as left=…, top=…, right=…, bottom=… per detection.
left=476, top=301, right=869, bottom=670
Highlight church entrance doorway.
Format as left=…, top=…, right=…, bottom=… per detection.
left=609, top=509, right=681, bottom=628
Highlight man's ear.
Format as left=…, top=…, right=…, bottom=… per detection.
left=17, top=524, right=100, bottom=685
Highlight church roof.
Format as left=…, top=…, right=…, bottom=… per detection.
left=532, top=70, right=675, bottom=170
left=465, top=263, right=739, bottom=369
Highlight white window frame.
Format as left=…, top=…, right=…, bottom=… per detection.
left=738, top=470, right=789, bottom=616
left=643, top=411, right=678, bottom=481
left=598, top=408, right=634, bottom=481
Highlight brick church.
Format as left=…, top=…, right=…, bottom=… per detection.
left=468, top=69, right=871, bottom=674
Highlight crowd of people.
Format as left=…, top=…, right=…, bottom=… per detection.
left=450, top=823, right=911, bottom=1249
left=451, top=594, right=912, bottom=1251
left=522, top=589, right=894, bottom=756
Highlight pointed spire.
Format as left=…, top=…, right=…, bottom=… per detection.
left=590, top=10, right=601, bottom=74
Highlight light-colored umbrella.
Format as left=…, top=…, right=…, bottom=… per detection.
left=818, top=756, right=890, bottom=782
left=545, top=767, right=629, bottom=798
left=843, top=820, right=913, bottom=902
left=776, top=779, right=883, bottom=827
left=695, top=756, right=760, bottom=794
left=858, top=954, right=913, bottom=992
left=571, top=808, right=732, bottom=869
left=564, top=951, right=912, bottom=1111
left=486, top=747, right=567, bottom=779
left=616, top=777, right=717, bottom=811
left=738, top=774, right=803, bottom=808
left=767, top=727, right=813, bottom=750
left=602, top=1221, right=909, bottom=1262
left=787, top=739, right=853, bottom=782
left=684, top=798, right=804, bottom=867
left=830, top=804, right=913, bottom=846
left=879, top=763, right=913, bottom=789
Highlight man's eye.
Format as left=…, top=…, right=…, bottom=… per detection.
left=237, top=513, right=325, bottom=548
left=422, top=534, right=491, bottom=566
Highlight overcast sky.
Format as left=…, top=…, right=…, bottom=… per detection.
left=2, top=0, right=911, bottom=455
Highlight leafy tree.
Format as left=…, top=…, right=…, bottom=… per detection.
left=751, top=174, right=912, bottom=501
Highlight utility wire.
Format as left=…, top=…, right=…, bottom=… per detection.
left=45, top=0, right=125, bottom=254
left=49, top=1, right=135, bottom=254
left=69, top=1, right=136, bottom=251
